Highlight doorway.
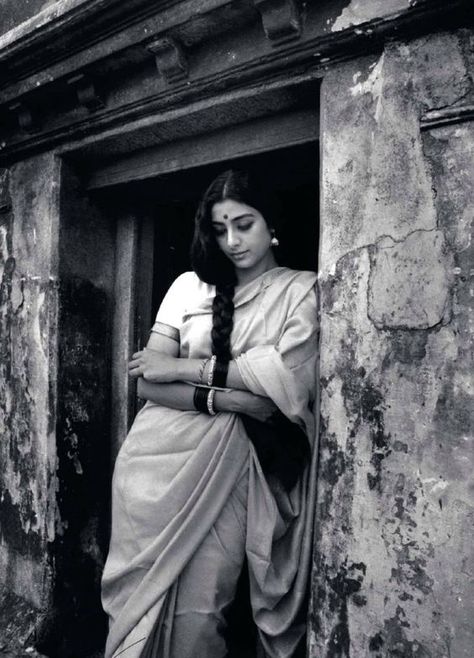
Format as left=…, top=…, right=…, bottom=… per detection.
left=85, top=128, right=319, bottom=658
left=56, top=73, right=320, bottom=658
left=131, top=141, right=318, bottom=657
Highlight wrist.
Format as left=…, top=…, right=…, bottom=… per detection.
left=215, top=389, right=248, bottom=414
left=176, top=358, right=200, bottom=382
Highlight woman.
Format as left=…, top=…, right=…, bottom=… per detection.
left=102, top=170, right=319, bottom=658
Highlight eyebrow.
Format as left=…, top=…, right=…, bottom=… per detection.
left=211, top=213, right=254, bottom=225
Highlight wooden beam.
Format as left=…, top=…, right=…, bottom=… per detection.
left=87, top=108, right=319, bottom=189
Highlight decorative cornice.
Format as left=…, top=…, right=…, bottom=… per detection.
left=147, top=37, right=188, bottom=83
left=0, top=0, right=472, bottom=164
left=0, top=0, right=229, bottom=97
left=254, top=0, right=301, bottom=45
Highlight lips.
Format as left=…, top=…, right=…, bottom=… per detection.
left=231, top=251, right=248, bottom=258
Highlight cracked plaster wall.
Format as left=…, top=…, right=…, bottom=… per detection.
left=0, top=154, right=60, bottom=631
left=311, top=29, right=474, bottom=657
left=0, top=158, right=114, bottom=655
left=0, top=0, right=87, bottom=40
left=331, top=0, right=411, bottom=32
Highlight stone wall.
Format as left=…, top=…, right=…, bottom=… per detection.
left=0, top=154, right=60, bottom=645
left=0, top=0, right=87, bottom=39
left=312, top=28, right=474, bottom=657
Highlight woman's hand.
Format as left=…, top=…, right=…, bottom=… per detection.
left=227, top=390, right=278, bottom=423
left=128, top=348, right=179, bottom=383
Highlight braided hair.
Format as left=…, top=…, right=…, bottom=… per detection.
left=191, top=170, right=276, bottom=363
left=191, top=170, right=309, bottom=491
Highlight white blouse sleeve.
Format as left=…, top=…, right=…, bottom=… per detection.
left=151, top=271, right=196, bottom=342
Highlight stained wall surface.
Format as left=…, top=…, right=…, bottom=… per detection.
left=312, top=29, right=474, bottom=657
left=0, top=154, right=60, bottom=641
left=0, top=0, right=87, bottom=39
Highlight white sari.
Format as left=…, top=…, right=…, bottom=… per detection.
left=102, top=266, right=319, bottom=658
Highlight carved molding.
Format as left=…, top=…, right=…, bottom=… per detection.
left=0, top=0, right=471, bottom=164
left=147, top=37, right=188, bottom=83
left=8, top=101, right=38, bottom=133
left=254, top=0, right=301, bottom=45
left=67, top=73, right=105, bottom=112
left=420, top=104, right=474, bottom=130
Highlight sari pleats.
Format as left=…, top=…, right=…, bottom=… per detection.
left=102, top=268, right=319, bottom=658
left=141, top=468, right=249, bottom=658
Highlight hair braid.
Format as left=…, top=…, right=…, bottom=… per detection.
left=211, top=283, right=235, bottom=363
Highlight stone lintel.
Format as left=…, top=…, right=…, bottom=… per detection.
left=147, top=37, right=188, bottom=84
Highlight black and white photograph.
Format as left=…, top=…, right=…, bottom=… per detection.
left=0, top=1, right=472, bottom=657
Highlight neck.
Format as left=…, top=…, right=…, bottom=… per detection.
left=235, top=252, right=278, bottom=286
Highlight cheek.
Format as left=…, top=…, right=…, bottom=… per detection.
left=215, top=235, right=227, bottom=251
left=253, top=225, right=271, bottom=249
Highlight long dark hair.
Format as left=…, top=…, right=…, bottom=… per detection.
left=191, top=170, right=309, bottom=491
left=190, top=169, right=275, bottom=363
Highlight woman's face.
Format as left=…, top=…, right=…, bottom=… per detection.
left=211, top=199, right=274, bottom=279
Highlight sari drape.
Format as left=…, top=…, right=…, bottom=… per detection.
left=102, top=267, right=319, bottom=658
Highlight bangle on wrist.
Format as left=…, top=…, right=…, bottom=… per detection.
left=207, top=355, right=217, bottom=386
left=207, top=389, right=217, bottom=416
left=193, top=386, right=209, bottom=414
left=198, top=358, right=208, bottom=384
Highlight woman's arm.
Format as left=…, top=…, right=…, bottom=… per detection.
left=131, top=330, right=276, bottom=420
left=137, top=379, right=277, bottom=421
left=137, top=378, right=243, bottom=413
left=129, top=331, right=247, bottom=389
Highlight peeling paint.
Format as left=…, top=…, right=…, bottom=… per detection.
left=350, top=53, right=384, bottom=123
left=368, top=230, right=452, bottom=330
left=332, top=0, right=409, bottom=32
left=313, top=27, right=474, bottom=658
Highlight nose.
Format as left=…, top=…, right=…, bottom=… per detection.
left=226, top=228, right=240, bottom=249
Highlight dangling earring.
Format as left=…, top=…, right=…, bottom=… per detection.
left=270, top=229, right=279, bottom=247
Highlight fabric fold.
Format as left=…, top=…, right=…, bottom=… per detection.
left=102, top=267, right=319, bottom=658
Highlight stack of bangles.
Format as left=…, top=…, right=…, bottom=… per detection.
left=193, top=355, right=229, bottom=416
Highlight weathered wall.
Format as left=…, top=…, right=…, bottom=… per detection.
left=0, top=0, right=87, bottom=39
left=41, top=164, right=115, bottom=656
left=0, top=154, right=60, bottom=645
left=0, top=155, right=115, bottom=657
left=312, top=29, right=473, bottom=657
left=330, top=0, right=413, bottom=32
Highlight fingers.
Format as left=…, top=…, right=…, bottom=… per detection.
left=129, top=367, right=143, bottom=379
left=129, top=351, right=144, bottom=377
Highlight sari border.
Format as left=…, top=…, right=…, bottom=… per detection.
left=151, top=321, right=180, bottom=342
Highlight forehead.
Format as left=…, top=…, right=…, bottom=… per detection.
left=211, top=199, right=258, bottom=223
